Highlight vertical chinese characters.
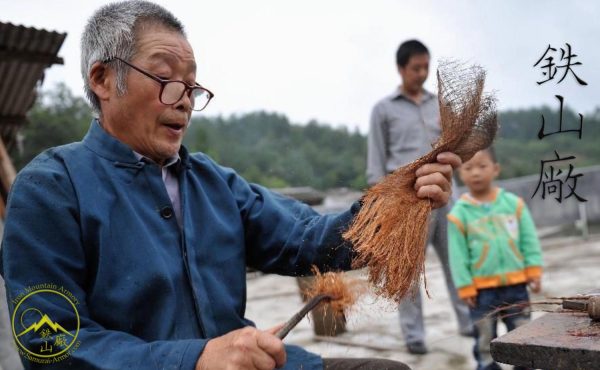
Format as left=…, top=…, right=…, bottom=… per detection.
left=532, top=43, right=587, bottom=203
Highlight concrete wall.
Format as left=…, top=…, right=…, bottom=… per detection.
left=458, top=165, right=600, bottom=228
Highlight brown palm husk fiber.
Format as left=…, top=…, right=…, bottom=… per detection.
left=343, top=60, right=498, bottom=303
left=303, top=267, right=365, bottom=318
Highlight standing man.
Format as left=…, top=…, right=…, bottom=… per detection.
left=1, top=4, right=461, bottom=370
left=367, top=39, right=472, bottom=355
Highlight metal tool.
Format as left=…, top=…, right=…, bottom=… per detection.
left=562, top=296, right=600, bottom=320
left=276, top=294, right=333, bottom=339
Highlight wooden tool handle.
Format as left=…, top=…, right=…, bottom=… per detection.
left=276, top=294, right=333, bottom=339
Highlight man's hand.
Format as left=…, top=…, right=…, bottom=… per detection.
left=196, top=325, right=286, bottom=370
left=414, top=152, right=462, bottom=209
left=528, top=277, right=542, bottom=293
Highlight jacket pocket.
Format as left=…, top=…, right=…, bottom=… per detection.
left=472, top=243, right=489, bottom=270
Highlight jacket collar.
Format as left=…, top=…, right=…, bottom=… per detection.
left=460, top=187, right=502, bottom=206
left=390, top=87, right=435, bottom=102
left=132, top=151, right=181, bottom=168
left=82, top=118, right=191, bottom=169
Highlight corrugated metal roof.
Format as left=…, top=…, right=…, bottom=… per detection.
left=0, top=22, right=66, bottom=148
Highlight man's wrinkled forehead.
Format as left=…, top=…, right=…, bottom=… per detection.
left=133, top=22, right=196, bottom=70
left=147, top=51, right=197, bottom=73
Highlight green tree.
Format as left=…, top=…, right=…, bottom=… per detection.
left=12, top=83, right=92, bottom=169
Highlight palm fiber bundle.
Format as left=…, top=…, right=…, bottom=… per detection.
left=343, top=60, right=498, bottom=303
left=303, top=267, right=365, bottom=318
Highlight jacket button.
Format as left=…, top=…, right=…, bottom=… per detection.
left=160, top=206, right=174, bottom=219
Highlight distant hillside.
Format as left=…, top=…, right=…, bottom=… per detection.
left=184, top=112, right=367, bottom=189
left=495, top=107, right=600, bottom=178
left=13, top=84, right=600, bottom=190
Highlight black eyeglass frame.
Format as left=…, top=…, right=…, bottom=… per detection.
left=103, top=56, right=214, bottom=111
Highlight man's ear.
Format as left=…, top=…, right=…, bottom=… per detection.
left=397, top=64, right=407, bottom=81
left=88, top=61, right=113, bottom=102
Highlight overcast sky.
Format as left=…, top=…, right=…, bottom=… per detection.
left=3, top=0, right=599, bottom=132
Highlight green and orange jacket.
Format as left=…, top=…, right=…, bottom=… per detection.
left=447, top=188, right=543, bottom=299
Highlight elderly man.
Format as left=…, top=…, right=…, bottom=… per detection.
left=1, top=2, right=460, bottom=369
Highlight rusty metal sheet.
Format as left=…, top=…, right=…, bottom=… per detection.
left=0, top=22, right=66, bottom=147
left=491, top=312, right=600, bottom=370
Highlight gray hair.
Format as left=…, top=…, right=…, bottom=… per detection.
left=80, top=0, right=186, bottom=114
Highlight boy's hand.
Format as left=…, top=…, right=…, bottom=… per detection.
left=414, top=152, right=462, bottom=209
left=462, top=296, right=477, bottom=308
left=528, top=277, right=542, bottom=293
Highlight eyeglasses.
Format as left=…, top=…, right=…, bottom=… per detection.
left=103, top=56, right=214, bottom=111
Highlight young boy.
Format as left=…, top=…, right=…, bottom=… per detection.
left=447, top=147, right=543, bottom=370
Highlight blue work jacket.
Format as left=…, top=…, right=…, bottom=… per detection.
left=0, top=120, right=358, bottom=369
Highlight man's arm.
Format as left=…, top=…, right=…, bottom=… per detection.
left=366, top=103, right=388, bottom=185
left=195, top=151, right=461, bottom=368
left=0, top=155, right=205, bottom=370
left=228, top=175, right=358, bottom=276
left=216, top=149, right=459, bottom=276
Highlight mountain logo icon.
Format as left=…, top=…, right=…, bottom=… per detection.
left=16, top=313, right=75, bottom=338
left=11, top=287, right=80, bottom=360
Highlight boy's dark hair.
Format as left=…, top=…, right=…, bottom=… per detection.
left=482, top=145, right=497, bottom=163
left=396, top=40, right=429, bottom=67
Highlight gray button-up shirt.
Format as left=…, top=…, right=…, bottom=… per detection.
left=367, top=88, right=441, bottom=185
